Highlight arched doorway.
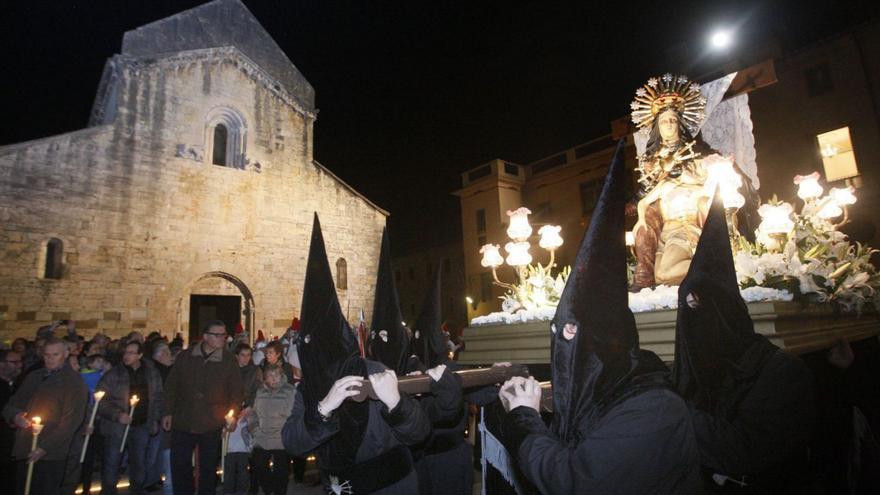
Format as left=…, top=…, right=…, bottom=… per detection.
left=180, top=272, right=254, bottom=344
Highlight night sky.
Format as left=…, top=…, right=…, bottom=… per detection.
left=1, top=1, right=876, bottom=254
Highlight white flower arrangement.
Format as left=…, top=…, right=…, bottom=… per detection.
left=734, top=185, right=879, bottom=313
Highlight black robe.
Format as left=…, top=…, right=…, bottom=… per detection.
left=690, top=339, right=815, bottom=493
left=403, top=358, right=476, bottom=495
left=282, top=360, right=430, bottom=494
left=501, top=383, right=702, bottom=494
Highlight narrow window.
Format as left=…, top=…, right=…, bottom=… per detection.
left=212, top=124, right=228, bottom=166
left=44, top=238, right=63, bottom=279
left=475, top=209, right=487, bottom=233
left=818, top=127, right=859, bottom=181
left=336, top=258, right=348, bottom=290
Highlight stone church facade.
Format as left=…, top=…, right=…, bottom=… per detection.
left=0, top=0, right=387, bottom=341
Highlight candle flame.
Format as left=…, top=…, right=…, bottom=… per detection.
left=130, top=395, right=139, bottom=405
left=94, top=390, right=106, bottom=400
left=32, top=416, right=41, bottom=425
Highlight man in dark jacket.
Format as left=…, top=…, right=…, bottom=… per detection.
left=0, top=349, right=24, bottom=488
left=163, top=321, right=244, bottom=495
left=2, top=338, right=88, bottom=495
left=97, top=340, right=163, bottom=495
left=282, top=214, right=431, bottom=494
left=673, top=192, right=815, bottom=493
left=497, top=141, right=702, bottom=494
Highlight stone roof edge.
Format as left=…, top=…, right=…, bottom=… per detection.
left=117, top=46, right=318, bottom=119
left=311, top=160, right=389, bottom=217
left=0, top=125, right=111, bottom=156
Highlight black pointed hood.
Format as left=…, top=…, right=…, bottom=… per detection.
left=411, top=266, right=445, bottom=368
left=550, top=139, right=665, bottom=441
left=369, top=228, right=410, bottom=374
left=673, top=192, right=771, bottom=410
left=297, top=213, right=364, bottom=413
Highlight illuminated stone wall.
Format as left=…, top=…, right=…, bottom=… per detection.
left=0, top=3, right=386, bottom=341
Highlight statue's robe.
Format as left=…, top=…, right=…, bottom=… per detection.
left=282, top=360, right=430, bottom=495
left=500, top=377, right=702, bottom=494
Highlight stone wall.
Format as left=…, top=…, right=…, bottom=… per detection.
left=0, top=47, right=387, bottom=342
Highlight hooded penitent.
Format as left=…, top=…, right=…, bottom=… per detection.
left=297, top=213, right=367, bottom=463
left=673, top=192, right=776, bottom=413
left=550, top=139, right=668, bottom=443
left=369, top=228, right=410, bottom=375
left=411, top=266, right=446, bottom=369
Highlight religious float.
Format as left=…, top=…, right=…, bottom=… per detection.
left=459, top=72, right=880, bottom=366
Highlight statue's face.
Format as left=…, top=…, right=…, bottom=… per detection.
left=658, top=110, right=680, bottom=143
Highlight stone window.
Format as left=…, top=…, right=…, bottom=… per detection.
left=336, top=258, right=348, bottom=290
left=205, top=106, right=247, bottom=168
left=43, top=238, right=63, bottom=279
left=212, top=124, right=228, bottom=165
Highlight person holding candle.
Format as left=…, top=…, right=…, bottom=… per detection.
left=2, top=338, right=88, bottom=495
left=96, top=341, right=163, bottom=495
left=162, top=320, right=244, bottom=495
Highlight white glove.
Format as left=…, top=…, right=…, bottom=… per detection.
left=499, top=376, right=541, bottom=413
left=426, top=364, right=446, bottom=382
left=318, top=375, right=363, bottom=417
left=368, top=370, right=401, bottom=410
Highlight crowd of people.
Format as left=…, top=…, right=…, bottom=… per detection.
left=0, top=320, right=314, bottom=495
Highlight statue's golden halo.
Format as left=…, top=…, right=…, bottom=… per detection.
left=630, top=73, right=707, bottom=135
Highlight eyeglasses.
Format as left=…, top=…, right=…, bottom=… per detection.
left=204, top=332, right=227, bottom=338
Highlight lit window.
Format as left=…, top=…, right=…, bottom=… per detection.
left=817, top=127, right=858, bottom=182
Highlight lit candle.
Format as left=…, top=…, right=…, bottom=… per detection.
left=24, top=416, right=44, bottom=495
left=80, top=390, right=105, bottom=463
left=506, top=207, right=533, bottom=241
left=793, top=172, right=823, bottom=201
left=538, top=225, right=563, bottom=250
left=504, top=241, right=532, bottom=267
left=479, top=244, right=504, bottom=268
left=221, top=409, right=235, bottom=482
left=119, top=395, right=139, bottom=453
left=703, top=155, right=744, bottom=209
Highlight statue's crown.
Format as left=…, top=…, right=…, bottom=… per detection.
left=630, top=74, right=706, bottom=135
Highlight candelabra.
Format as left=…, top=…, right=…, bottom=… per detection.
left=479, top=207, right=565, bottom=311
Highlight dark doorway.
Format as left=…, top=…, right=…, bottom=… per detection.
left=189, top=295, right=241, bottom=342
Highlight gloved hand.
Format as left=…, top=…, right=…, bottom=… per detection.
left=499, top=376, right=541, bottom=413
left=318, top=375, right=364, bottom=417
left=426, top=364, right=447, bottom=382
left=369, top=370, right=400, bottom=410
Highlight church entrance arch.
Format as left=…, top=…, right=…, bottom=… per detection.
left=180, top=272, right=254, bottom=344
